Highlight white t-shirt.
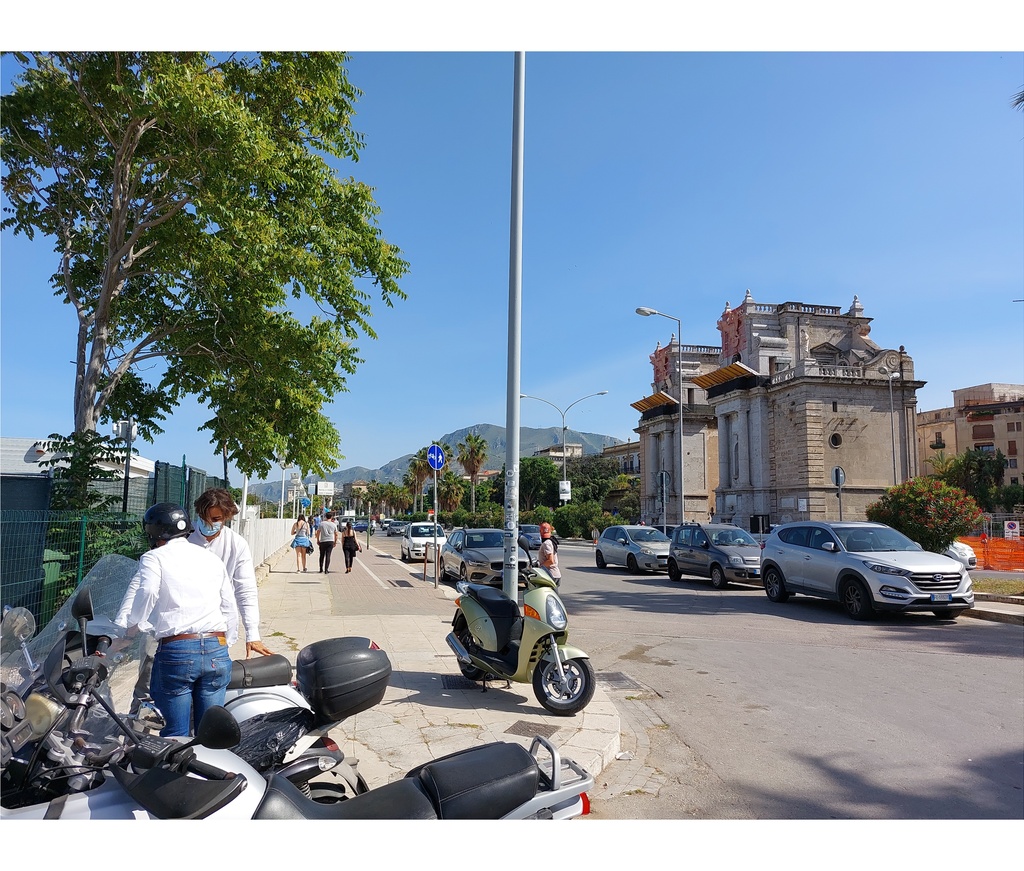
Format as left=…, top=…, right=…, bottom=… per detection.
left=318, top=520, right=339, bottom=542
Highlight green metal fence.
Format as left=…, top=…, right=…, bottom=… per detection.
left=0, top=462, right=228, bottom=626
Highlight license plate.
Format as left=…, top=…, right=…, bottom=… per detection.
left=930, top=593, right=953, bottom=602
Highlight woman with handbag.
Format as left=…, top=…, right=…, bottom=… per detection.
left=341, top=521, right=361, bottom=573
left=291, top=514, right=313, bottom=572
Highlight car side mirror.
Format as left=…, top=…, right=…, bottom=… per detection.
left=617, top=538, right=626, bottom=545
left=700, top=541, right=710, bottom=550
left=821, top=541, right=838, bottom=552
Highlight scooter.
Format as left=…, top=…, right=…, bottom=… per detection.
left=1, top=581, right=593, bottom=820
left=445, top=562, right=595, bottom=715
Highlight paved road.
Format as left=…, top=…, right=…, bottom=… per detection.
left=553, top=542, right=1024, bottom=820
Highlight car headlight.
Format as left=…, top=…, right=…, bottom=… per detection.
left=545, top=596, right=568, bottom=630
left=863, top=561, right=909, bottom=576
left=729, top=555, right=745, bottom=566
left=641, top=547, right=655, bottom=556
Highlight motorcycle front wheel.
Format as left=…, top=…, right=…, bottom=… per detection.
left=533, top=656, right=595, bottom=716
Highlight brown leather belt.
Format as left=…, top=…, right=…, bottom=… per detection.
left=159, top=632, right=227, bottom=645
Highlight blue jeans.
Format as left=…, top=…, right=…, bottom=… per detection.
left=150, top=636, right=231, bottom=737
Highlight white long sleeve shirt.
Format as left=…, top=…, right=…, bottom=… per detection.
left=115, top=537, right=238, bottom=644
left=187, top=526, right=262, bottom=642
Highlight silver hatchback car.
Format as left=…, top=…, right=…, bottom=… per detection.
left=760, top=521, right=973, bottom=621
left=668, top=523, right=762, bottom=588
left=595, top=525, right=671, bottom=573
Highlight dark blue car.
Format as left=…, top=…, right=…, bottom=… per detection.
left=353, top=520, right=369, bottom=532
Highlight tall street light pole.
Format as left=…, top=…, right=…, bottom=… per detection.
left=520, top=391, right=608, bottom=503
left=636, top=306, right=686, bottom=525
left=879, top=367, right=901, bottom=486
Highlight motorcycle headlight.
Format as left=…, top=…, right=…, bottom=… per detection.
left=25, top=692, right=63, bottom=740
left=545, top=596, right=568, bottom=631
left=863, top=561, right=909, bottom=577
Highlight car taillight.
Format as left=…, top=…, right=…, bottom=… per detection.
left=581, top=792, right=591, bottom=815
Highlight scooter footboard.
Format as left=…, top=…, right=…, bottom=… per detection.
left=404, top=741, right=539, bottom=819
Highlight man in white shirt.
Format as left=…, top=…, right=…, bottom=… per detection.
left=116, top=502, right=238, bottom=737
left=188, top=488, right=273, bottom=658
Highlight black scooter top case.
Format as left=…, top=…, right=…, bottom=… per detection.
left=295, top=637, right=392, bottom=726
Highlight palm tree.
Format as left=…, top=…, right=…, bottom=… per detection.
left=408, top=448, right=432, bottom=513
left=364, top=480, right=385, bottom=520
left=456, top=432, right=489, bottom=514
left=438, top=469, right=466, bottom=512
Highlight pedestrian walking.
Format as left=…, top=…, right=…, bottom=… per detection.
left=318, top=511, right=339, bottom=573
left=341, top=520, right=362, bottom=573
left=291, top=514, right=313, bottom=572
left=115, top=502, right=238, bottom=737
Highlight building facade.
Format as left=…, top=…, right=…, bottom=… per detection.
left=689, top=292, right=921, bottom=529
left=916, top=384, right=1024, bottom=485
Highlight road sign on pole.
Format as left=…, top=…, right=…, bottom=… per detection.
left=427, top=444, right=445, bottom=471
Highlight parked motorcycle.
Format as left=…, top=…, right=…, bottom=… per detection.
left=223, top=637, right=387, bottom=801
left=445, top=563, right=595, bottom=715
left=1, top=557, right=593, bottom=820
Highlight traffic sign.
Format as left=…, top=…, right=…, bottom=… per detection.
left=831, top=466, right=846, bottom=487
left=427, top=444, right=445, bottom=471
left=300, top=497, right=311, bottom=508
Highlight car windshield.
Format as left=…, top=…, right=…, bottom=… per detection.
left=466, top=531, right=503, bottom=549
left=410, top=524, right=443, bottom=537
left=710, top=529, right=758, bottom=547
left=520, top=525, right=540, bottom=535
left=835, top=526, right=922, bottom=552
left=630, top=528, right=670, bottom=543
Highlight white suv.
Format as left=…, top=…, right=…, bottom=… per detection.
left=760, top=521, right=973, bottom=621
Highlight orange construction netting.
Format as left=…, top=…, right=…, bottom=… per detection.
left=960, top=536, right=1024, bottom=572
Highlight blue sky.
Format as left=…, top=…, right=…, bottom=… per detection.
left=2, top=32, right=1023, bottom=488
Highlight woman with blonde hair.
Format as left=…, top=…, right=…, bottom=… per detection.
left=291, top=514, right=313, bottom=572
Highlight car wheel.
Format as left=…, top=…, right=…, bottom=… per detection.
left=459, top=563, right=468, bottom=583
left=400, top=546, right=408, bottom=562
left=595, top=550, right=607, bottom=569
left=709, top=564, right=728, bottom=590
left=841, top=578, right=875, bottom=621
left=626, top=554, right=640, bottom=574
left=763, top=566, right=790, bottom=602
left=668, top=559, right=681, bottom=582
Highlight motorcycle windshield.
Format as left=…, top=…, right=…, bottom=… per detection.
left=0, top=553, right=144, bottom=694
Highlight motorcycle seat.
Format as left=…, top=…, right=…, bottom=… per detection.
left=228, top=653, right=293, bottom=690
left=464, top=583, right=520, bottom=621
left=255, top=772, right=438, bottom=820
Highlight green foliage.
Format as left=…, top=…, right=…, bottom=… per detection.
left=516, top=457, right=560, bottom=510
left=865, top=477, right=983, bottom=553
left=553, top=500, right=607, bottom=539
left=564, top=455, right=621, bottom=505
left=39, top=431, right=124, bottom=511
left=939, top=448, right=1006, bottom=511
left=456, top=432, right=488, bottom=513
left=991, top=484, right=1024, bottom=513
left=2, top=52, right=408, bottom=479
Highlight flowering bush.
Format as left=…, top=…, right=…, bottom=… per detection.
left=865, top=478, right=982, bottom=553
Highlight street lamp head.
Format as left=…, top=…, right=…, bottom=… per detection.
left=635, top=307, right=657, bottom=317
left=878, top=366, right=900, bottom=381
left=597, top=390, right=609, bottom=396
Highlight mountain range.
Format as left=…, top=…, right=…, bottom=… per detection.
left=250, top=423, right=625, bottom=497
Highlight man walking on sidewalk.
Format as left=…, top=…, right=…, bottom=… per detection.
left=318, top=511, right=339, bottom=573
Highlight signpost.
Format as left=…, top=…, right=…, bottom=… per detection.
left=427, top=445, right=445, bottom=587
left=832, top=466, right=846, bottom=521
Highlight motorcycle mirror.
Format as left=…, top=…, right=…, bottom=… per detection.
left=70, top=587, right=95, bottom=624
left=194, top=705, right=241, bottom=750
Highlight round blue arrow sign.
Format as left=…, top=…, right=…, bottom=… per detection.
left=427, top=444, right=445, bottom=471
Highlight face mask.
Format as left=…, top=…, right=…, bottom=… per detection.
left=197, top=517, right=223, bottom=537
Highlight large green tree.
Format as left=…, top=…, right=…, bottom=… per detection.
left=1, top=52, right=407, bottom=479
left=941, top=448, right=1006, bottom=511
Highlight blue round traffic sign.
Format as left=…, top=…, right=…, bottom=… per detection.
left=427, top=444, right=445, bottom=471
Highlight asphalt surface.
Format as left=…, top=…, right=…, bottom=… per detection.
left=231, top=536, right=622, bottom=789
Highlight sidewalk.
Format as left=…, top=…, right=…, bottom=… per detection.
left=233, top=541, right=621, bottom=788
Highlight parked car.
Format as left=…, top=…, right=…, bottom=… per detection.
left=595, top=525, right=671, bottom=573
left=388, top=520, right=409, bottom=537
left=943, top=540, right=978, bottom=571
left=401, top=522, right=446, bottom=561
left=352, top=519, right=369, bottom=532
left=438, top=527, right=529, bottom=586
left=518, top=524, right=542, bottom=550
left=759, top=521, right=974, bottom=621
left=667, top=523, right=762, bottom=588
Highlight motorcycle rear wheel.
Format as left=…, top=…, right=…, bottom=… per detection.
left=308, top=771, right=369, bottom=803
left=533, top=656, right=595, bottom=716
